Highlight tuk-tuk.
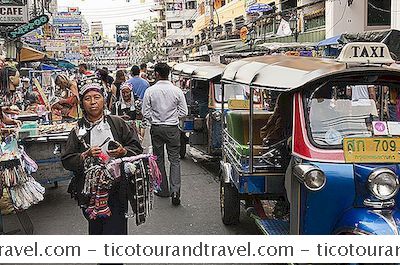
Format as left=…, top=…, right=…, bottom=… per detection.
left=172, top=61, right=260, bottom=157
left=220, top=42, right=400, bottom=235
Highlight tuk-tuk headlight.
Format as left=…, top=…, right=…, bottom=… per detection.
left=293, top=164, right=326, bottom=191
left=367, top=168, right=399, bottom=200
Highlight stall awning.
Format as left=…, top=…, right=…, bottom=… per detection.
left=20, top=46, right=46, bottom=62
left=40, top=64, right=60, bottom=71
left=317, top=35, right=341, bottom=47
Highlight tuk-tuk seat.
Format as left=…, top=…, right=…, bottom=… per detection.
left=226, top=110, right=273, bottom=146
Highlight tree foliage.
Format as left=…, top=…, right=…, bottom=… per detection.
left=131, top=20, right=165, bottom=62
left=131, top=20, right=157, bottom=45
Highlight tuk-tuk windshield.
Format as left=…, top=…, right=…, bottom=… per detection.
left=306, top=83, right=400, bottom=147
left=215, top=83, right=261, bottom=103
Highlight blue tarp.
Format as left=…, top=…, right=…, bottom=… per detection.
left=317, top=35, right=342, bottom=47
left=40, top=64, right=60, bottom=71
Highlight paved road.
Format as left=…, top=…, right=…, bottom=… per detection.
left=2, top=131, right=263, bottom=265
left=3, top=150, right=259, bottom=236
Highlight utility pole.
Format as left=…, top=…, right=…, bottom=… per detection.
left=33, top=0, right=37, bottom=17
left=209, top=0, right=214, bottom=39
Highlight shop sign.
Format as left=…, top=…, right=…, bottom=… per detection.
left=0, top=5, right=28, bottom=24
left=58, top=26, right=82, bottom=35
left=53, top=12, right=82, bottom=25
left=41, top=39, right=66, bottom=52
left=199, top=45, right=208, bottom=55
left=7, top=14, right=49, bottom=40
left=240, top=27, right=248, bottom=42
left=170, top=22, right=183, bottom=29
left=68, top=7, right=79, bottom=13
left=210, top=54, right=221, bottom=64
left=116, top=25, right=129, bottom=43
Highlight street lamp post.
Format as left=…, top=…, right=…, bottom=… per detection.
left=289, top=16, right=299, bottom=42
left=15, top=40, right=24, bottom=68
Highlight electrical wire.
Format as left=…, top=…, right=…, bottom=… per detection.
left=325, top=0, right=347, bottom=35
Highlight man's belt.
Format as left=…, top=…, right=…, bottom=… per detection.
left=151, top=124, right=177, bottom=127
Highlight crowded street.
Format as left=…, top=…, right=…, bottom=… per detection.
left=2, top=0, right=400, bottom=264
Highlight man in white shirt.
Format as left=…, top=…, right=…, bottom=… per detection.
left=142, top=63, right=188, bottom=205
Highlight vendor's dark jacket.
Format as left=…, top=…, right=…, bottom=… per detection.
left=61, top=115, right=143, bottom=209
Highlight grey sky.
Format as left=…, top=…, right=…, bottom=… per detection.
left=57, top=0, right=154, bottom=39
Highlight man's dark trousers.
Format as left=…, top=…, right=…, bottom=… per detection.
left=150, top=124, right=181, bottom=195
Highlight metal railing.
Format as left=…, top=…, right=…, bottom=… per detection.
left=222, top=128, right=286, bottom=174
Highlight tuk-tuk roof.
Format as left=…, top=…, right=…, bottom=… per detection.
left=222, top=54, right=400, bottom=91
left=172, top=61, right=225, bottom=80
left=222, top=55, right=347, bottom=90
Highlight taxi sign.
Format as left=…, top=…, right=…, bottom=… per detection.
left=337, top=42, right=394, bottom=64
left=343, top=137, right=400, bottom=163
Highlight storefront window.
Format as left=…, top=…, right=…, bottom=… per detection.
left=367, top=0, right=391, bottom=27
left=304, top=16, right=325, bottom=31
left=281, top=0, right=296, bottom=11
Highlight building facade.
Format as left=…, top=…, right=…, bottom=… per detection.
left=164, top=0, right=197, bottom=46
left=326, top=0, right=399, bottom=38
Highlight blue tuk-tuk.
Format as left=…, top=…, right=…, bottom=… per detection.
left=172, top=62, right=256, bottom=158
left=220, top=42, right=400, bottom=235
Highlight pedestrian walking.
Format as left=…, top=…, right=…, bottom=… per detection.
left=61, top=77, right=142, bottom=235
left=127, top=65, right=150, bottom=140
left=96, top=68, right=114, bottom=110
left=111, top=69, right=127, bottom=102
left=139, top=63, right=148, bottom=80
left=127, top=65, right=150, bottom=100
left=142, top=63, right=188, bottom=205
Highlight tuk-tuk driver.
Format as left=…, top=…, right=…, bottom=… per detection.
left=260, top=92, right=293, bottom=146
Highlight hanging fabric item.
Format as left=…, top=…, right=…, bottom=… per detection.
left=0, top=135, right=45, bottom=211
left=83, top=156, right=115, bottom=220
left=107, top=154, right=161, bottom=226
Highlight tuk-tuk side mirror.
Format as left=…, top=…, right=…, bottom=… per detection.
left=293, top=164, right=326, bottom=191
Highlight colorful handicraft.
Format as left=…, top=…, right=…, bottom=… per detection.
left=82, top=156, right=115, bottom=219
left=0, top=136, right=44, bottom=210
left=107, top=154, right=161, bottom=225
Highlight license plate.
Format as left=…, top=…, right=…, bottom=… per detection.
left=343, top=138, right=400, bottom=163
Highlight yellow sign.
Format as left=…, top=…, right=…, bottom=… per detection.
left=228, top=99, right=250, bottom=110
left=240, top=26, right=248, bottom=42
left=343, top=138, right=400, bottom=163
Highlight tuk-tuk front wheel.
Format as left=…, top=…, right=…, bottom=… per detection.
left=220, top=179, right=240, bottom=225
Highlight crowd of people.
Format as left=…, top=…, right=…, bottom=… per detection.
left=0, top=61, right=189, bottom=239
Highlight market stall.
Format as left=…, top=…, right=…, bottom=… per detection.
left=18, top=122, right=76, bottom=186
left=19, top=46, right=46, bottom=62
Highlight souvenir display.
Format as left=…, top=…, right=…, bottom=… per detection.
left=0, top=135, right=45, bottom=211
left=107, top=154, right=161, bottom=225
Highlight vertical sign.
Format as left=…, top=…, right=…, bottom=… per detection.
left=116, top=25, right=129, bottom=43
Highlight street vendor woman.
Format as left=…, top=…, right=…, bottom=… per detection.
left=52, top=74, right=80, bottom=120
left=61, top=77, right=142, bottom=235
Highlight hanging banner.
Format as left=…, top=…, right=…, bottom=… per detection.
left=276, top=19, right=292, bottom=37
left=0, top=5, right=28, bottom=24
